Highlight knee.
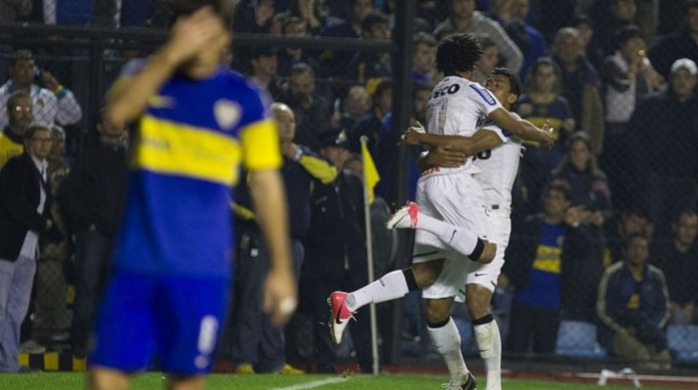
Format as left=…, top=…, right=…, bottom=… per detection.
left=477, top=242, right=496, bottom=263
left=425, top=303, right=450, bottom=324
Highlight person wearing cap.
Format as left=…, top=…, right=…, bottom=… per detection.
left=298, top=128, right=374, bottom=374
left=630, top=57, right=698, bottom=237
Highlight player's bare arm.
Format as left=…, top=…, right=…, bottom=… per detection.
left=488, top=108, right=554, bottom=147
left=416, top=146, right=467, bottom=171
left=405, top=125, right=503, bottom=156
left=249, top=169, right=297, bottom=327
left=104, top=7, right=224, bottom=127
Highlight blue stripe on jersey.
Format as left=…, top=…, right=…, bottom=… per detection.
left=469, top=84, right=497, bottom=106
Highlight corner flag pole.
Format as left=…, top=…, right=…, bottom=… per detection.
left=360, top=136, right=380, bottom=375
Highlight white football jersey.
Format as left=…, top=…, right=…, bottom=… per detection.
left=426, top=76, right=503, bottom=175
left=472, top=113, right=523, bottom=211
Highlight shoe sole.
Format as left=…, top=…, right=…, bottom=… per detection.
left=327, top=297, right=340, bottom=345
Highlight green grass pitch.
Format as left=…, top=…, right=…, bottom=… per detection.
left=0, top=372, right=671, bottom=390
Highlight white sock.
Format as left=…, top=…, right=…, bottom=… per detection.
left=428, top=317, right=469, bottom=384
left=416, top=212, right=480, bottom=256
left=346, top=270, right=409, bottom=311
left=474, top=319, right=502, bottom=390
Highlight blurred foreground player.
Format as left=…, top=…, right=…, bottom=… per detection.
left=87, top=1, right=296, bottom=390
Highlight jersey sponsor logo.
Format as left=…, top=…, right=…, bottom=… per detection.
left=214, top=99, right=242, bottom=131
left=469, top=84, right=497, bottom=106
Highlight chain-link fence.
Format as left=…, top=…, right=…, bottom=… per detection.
left=2, top=0, right=697, bottom=373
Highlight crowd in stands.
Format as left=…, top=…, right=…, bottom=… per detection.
left=1, top=0, right=698, bottom=373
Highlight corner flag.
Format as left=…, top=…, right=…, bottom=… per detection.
left=361, top=140, right=380, bottom=204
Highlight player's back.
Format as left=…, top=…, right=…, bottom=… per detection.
left=426, top=76, right=502, bottom=175
left=113, top=68, right=279, bottom=278
left=472, top=115, right=523, bottom=211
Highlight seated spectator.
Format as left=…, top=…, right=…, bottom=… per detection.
left=516, top=58, right=575, bottom=212
left=434, top=0, right=523, bottom=74
left=648, top=0, right=698, bottom=79
left=652, top=211, right=698, bottom=325
left=550, top=28, right=604, bottom=155
left=0, top=50, right=82, bottom=131
left=288, top=0, right=329, bottom=35
left=0, top=91, right=32, bottom=169
left=630, top=58, right=698, bottom=237
left=233, top=0, right=276, bottom=34
left=336, top=84, right=372, bottom=138
left=597, top=233, right=672, bottom=370
left=0, top=125, right=54, bottom=372
left=346, top=79, right=392, bottom=157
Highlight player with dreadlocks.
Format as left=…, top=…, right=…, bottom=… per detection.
left=329, top=33, right=552, bottom=389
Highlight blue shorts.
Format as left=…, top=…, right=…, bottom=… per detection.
left=89, top=271, right=230, bottom=374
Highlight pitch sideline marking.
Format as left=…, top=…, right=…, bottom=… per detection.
left=271, top=377, right=349, bottom=390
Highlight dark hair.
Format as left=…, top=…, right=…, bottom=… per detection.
left=491, top=67, right=521, bottom=98
left=614, top=25, right=643, bottom=49
left=686, top=0, right=698, bottom=11
left=10, top=49, right=33, bottom=67
left=24, top=125, right=51, bottom=141
left=436, top=33, right=483, bottom=76
left=171, top=0, right=233, bottom=27
left=361, top=11, right=389, bottom=33
left=673, top=209, right=697, bottom=224
left=553, top=131, right=604, bottom=179
left=7, top=91, right=30, bottom=111
left=544, top=179, right=572, bottom=201
left=413, top=31, right=437, bottom=49
left=372, top=79, right=393, bottom=100
left=573, top=14, right=593, bottom=28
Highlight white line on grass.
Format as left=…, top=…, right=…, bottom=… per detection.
left=270, top=377, right=349, bottom=390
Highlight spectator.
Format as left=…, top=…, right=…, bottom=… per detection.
left=515, top=58, right=575, bottom=212
left=572, top=14, right=604, bottom=73
left=277, top=16, right=322, bottom=78
left=495, top=0, right=548, bottom=79
left=604, top=206, right=654, bottom=267
left=631, top=58, right=698, bottom=236
left=300, top=129, right=373, bottom=373
left=0, top=125, right=53, bottom=372
left=281, top=63, right=333, bottom=150
left=434, top=0, right=523, bottom=73
left=411, top=31, right=438, bottom=86
left=551, top=132, right=612, bottom=220
left=344, top=11, right=392, bottom=85
left=597, top=233, right=672, bottom=370
left=0, top=91, right=32, bottom=169
left=601, top=26, right=664, bottom=210
left=60, top=114, right=128, bottom=358
left=233, top=0, right=276, bottom=34
left=336, top=85, right=371, bottom=137
left=590, top=0, right=639, bottom=56
left=473, top=39, right=500, bottom=85
left=0, top=0, right=31, bottom=23
left=247, top=47, right=287, bottom=102
left=550, top=28, right=605, bottom=155
left=230, top=103, right=336, bottom=375
left=288, top=0, right=328, bottom=35
left=504, top=181, right=597, bottom=353
left=32, top=125, right=71, bottom=345
left=648, top=0, right=698, bottom=79
left=652, top=210, right=698, bottom=325
left=319, top=0, right=375, bottom=77
left=0, top=50, right=82, bottom=131
left=347, top=79, right=392, bottom=158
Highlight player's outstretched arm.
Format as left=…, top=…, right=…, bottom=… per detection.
left=105, top=7, right=223, bottom=127
left=249, top=169, right=297, bottom=327
left=489, top=108, right=553, bottom=146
